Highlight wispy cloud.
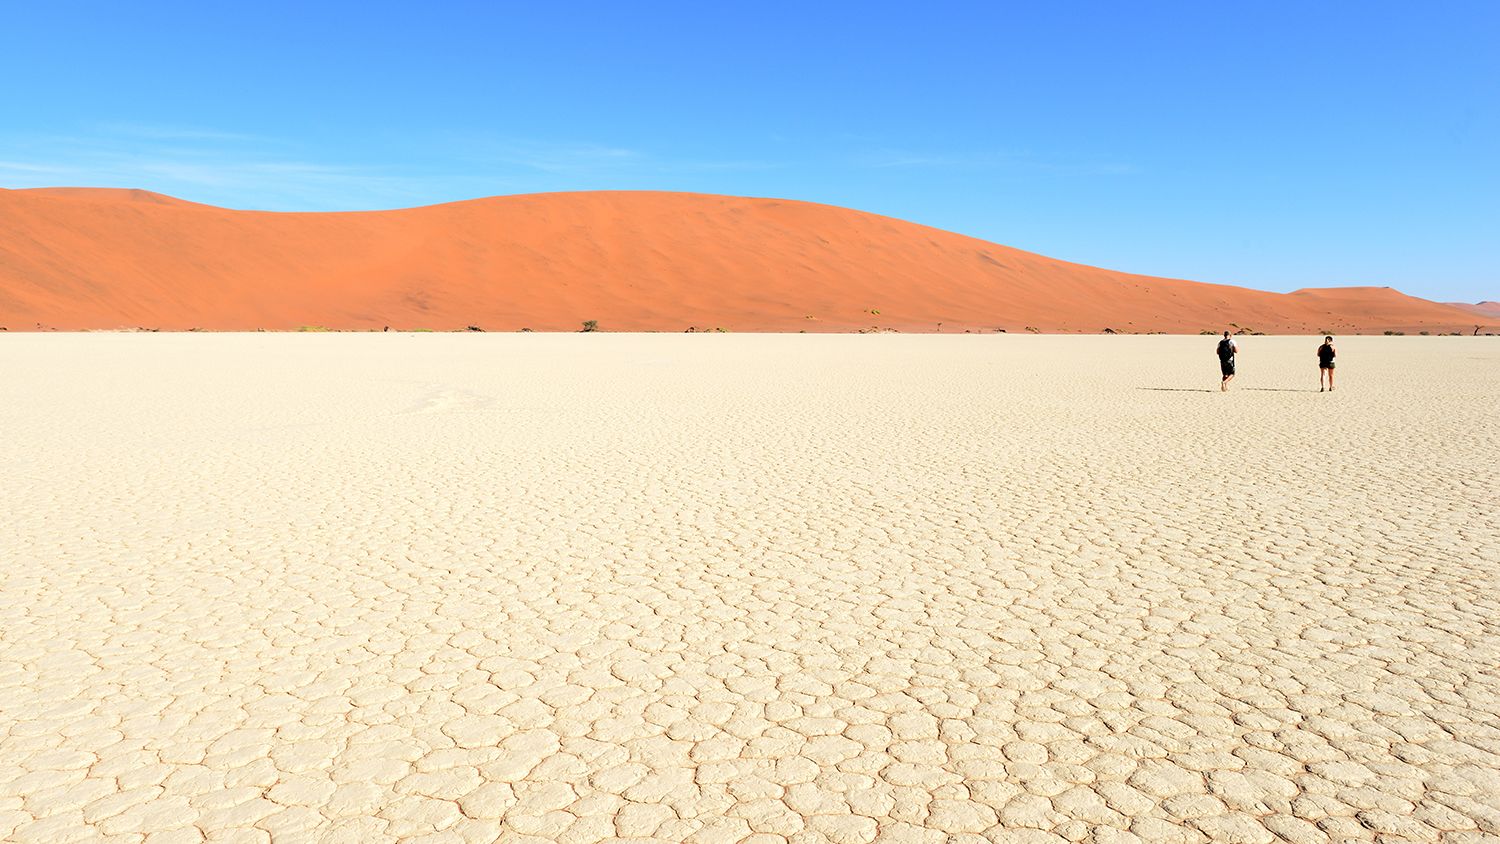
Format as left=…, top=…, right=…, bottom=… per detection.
left=0, top=125, right=782, bottom=209
left=0, top=123, right=436, bottom=209
left=91, top=121, right=265, bottom=143
left=477, top=140, right=644, bottom=175
left=0, top=160, right=68, bottom=174
left=852, top=147, right=1140, bottom=176
left=451, top=135, right=778, bottom=178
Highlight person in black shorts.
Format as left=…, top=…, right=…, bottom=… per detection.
left=1216, top=330, right=1238, bottom=391
left=1317, top=335, right=1336, bottom=391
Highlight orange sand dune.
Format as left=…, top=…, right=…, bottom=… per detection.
left=0, top=187, right=1486, bottom=333
left=1444, top=301, right=1500, bottom=320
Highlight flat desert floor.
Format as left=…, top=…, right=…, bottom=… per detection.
left=2, top=334, right=1497, bottom=844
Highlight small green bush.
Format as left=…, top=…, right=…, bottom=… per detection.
left=581, top=320, right=599, bottom=332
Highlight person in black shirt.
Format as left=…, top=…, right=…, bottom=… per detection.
left=1317, top=335, right=1336, bottom=391
left=1216, top=331, right=1238, bottom=391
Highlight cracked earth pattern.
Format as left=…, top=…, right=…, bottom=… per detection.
left=2, top=334, right=1497, bottom=844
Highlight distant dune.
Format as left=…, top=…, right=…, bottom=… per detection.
left=1444, top=301, right=1500, bottom=320
left=0, top=187, right=1486, bottom=333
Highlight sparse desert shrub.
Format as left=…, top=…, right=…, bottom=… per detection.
left=1383, top=330, right=1405, bottom=336
left=298, top=325, right=329, bottom=332
left=1103, top=328, right=1118, bottom=334
left=1200, top=330, right=1216, bottom=335
left=1420, top=330, right=1430, bottom=335
left=519, top=327, right=533, bottom=332
left=466, top=325, right=484, bottom=332
left=581, top=320, right=598, bottom=333
left=1026, top=326, right=1040, bottom=334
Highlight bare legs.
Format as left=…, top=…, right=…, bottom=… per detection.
left=1320, top=367, right=1335, bottom=391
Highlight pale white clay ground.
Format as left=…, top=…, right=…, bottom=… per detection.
left=2, top=334, right=1497, bottom=844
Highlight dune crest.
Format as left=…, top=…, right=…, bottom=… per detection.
left=0, top=188, right=1485, bottom=332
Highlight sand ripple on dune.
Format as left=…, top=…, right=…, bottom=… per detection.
left=2, top=334, right=1497, bottom=843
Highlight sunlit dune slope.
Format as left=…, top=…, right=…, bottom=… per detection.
left=0, top=187, right=1484, bottom=333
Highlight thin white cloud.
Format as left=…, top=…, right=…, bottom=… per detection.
left=0, top=160, right=69, bottom=174
left=447, top=133, right=777, bottom=178
left=0, top=125, right=433, bottom=209
left=853, top=147, right=1139, bottom=176
left=0, top=125, right=780, bottom=209
left=484, top=141, right=643, bottom=175
left=90, top=122, right=265, bottom=143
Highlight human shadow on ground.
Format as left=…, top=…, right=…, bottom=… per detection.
left=1137, top=387, right=1215, bottom=393
left=1244, top=388, right=1319, bottom=393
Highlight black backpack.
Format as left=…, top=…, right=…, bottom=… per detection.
left=1217, top=338, right=1234, bottom=360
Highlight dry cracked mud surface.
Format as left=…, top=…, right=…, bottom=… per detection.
left=2, top=334, right=1497, bottom=844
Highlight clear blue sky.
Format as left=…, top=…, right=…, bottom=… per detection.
left=2, top=1, right=1495, bottom=301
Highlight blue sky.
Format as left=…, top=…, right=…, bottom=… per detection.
left=2, top=1, right=1495, bottom=301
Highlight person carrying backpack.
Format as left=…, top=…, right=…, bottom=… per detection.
left=1317, top=335, right=1336, bottom=391
left=1216, top=330, right=1239, bottom=391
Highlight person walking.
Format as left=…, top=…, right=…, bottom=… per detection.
left=1216, top=330, right=1239, bottom=391
left=1317, top=335, right=1336, bottom=391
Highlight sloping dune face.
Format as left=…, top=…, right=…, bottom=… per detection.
left=0, top=187, right=1484, bottom=332
left=1444, top=301, right=1500, bottom=319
